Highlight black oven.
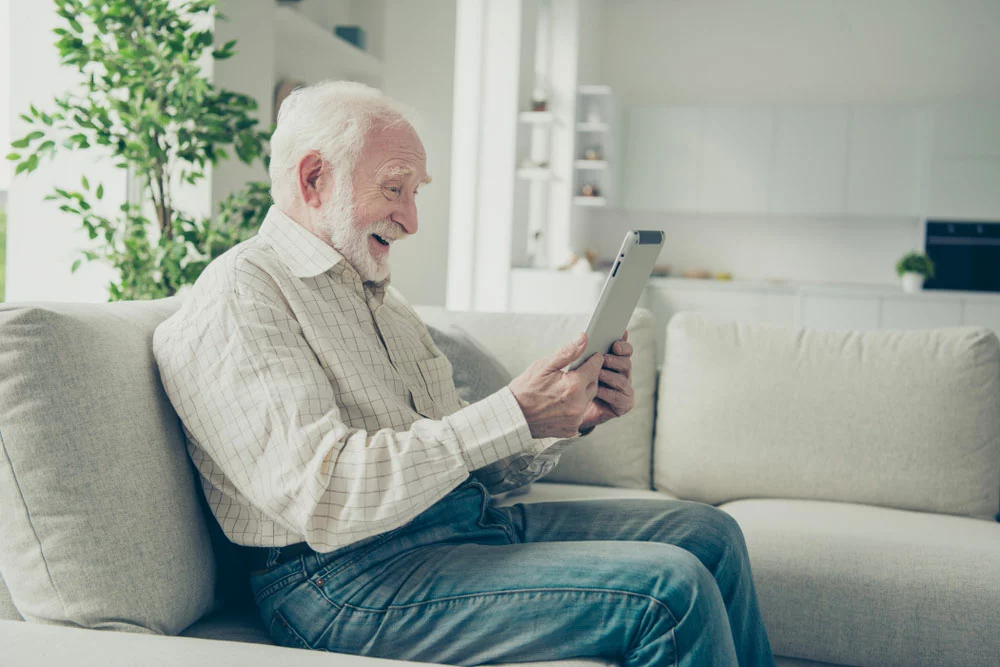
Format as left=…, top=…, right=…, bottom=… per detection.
left=924, top=220, right=1000, bottom=293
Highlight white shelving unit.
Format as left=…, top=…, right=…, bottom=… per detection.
left=573, top=86, right=615, bottom=209
left=274, top=5, right=382, bottom=85
left=519, top=111, right=554, bottom=124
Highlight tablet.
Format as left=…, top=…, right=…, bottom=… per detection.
left=568, top=230, right=665, bottom=370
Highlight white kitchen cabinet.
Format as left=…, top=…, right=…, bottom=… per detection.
left=932, top=104, right=1000, bottom=158
left=699, top=108, right=773, bottom=213
left=962, top=303, right=1000, bottom=337
left=927, top=158, right=1000, bottom=219
left=880, top=298, right=962, bottom=329
left=927, top=103, right=1000, bottom=219
left=800, top=295, right=881, bottom=331
left=623, top=107, right=701, bottom=212
left=845, top=108, right=933, bottom=217
left=769, top=109, right=850, bottom=215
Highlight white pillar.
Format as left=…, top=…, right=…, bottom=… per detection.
left=447, top=0, right=522, bottom=311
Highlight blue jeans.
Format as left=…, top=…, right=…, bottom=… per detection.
left=249, top=478, right=775, bottom=666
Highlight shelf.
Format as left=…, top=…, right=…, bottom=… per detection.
left=275, top=5, right=382, bottom=84
left=575, top=160, right=608, bottom=170
left=578, top=84, right=612, bottom=95
left=516, top=167, right=553, bottom=180
left=576, top=122, right=610, bottom=132
left=573, top=196, right=607, bottom=207
left=519, top=111, right=554, bottom=124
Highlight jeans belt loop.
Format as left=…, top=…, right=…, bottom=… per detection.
left=265, top=546, right=281, bottom=568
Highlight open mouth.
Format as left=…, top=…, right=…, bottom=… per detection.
left=372, top=233, right=391, bottom=247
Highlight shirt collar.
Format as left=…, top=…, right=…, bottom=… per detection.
left=257, top=206, right=393, bottom=300
left=257, top=206, right=344, bottom=279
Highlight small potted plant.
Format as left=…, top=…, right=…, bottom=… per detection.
left=895, top=251, right=935, bottom=293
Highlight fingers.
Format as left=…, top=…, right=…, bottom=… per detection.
left=598, top=368, right=632, bottom=393
left=580, top=351, right=605, bottom=381
left=546, top=332, right=587, bottom=371
left=610, top=338, right=634, bottom=357
left=596, top=386, right=634, bottom=416
left=601, top=354, right=632, bottom=375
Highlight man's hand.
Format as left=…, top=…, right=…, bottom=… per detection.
left=508, top=333, right=605, bottom=438
left=579, top=331, right=634, bottom=433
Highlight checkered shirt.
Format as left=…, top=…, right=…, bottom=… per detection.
left=153, top=206, right=572, bottom=552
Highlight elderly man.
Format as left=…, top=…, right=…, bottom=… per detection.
left=153, top=81, right=774, bottom=666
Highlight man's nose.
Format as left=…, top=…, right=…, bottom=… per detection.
left=392, top=199, right=419, bottom=236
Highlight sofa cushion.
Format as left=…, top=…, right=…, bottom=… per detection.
left=0, top=571, right=21, bottom=621
left=0, top=299, right=217, bottom=633
left=427, top=324, right=513, bottom=403
left=415, top=307, right=657, bottom=490
left=655, top=313, right=1000, bottom=519
left=721, top=499, right=1000, bottom=667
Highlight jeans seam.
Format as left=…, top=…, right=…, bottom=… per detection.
left=316, top=585, right=679, bottom=624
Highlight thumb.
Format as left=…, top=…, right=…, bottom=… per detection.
left=546, top=333, right=587, bottom=371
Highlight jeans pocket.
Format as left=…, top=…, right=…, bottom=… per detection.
left=269, top=609, right=312, bottom=650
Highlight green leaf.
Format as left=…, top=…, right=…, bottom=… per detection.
left=96, top=184, right=104, bottom=199
left=26, top=130, right=45, bottom=141
left=81, top=175, right=90, bottom=190
left=5, top=153, right=20, bottom=161
left=10, top=138, right=30, bottom=149
left=71, top=259, right=82, bottom=273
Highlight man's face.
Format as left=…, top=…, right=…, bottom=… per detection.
left=318, top=122, right=429, bottom=283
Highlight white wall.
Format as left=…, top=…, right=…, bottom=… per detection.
left=381, top=0, right=457, bottom=307
left=0, top=0, right=10, bottom=193
left=6, top=0, right=120, bottom=302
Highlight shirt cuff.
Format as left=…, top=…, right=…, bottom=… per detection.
left=444, top=386, right=536, bottom=471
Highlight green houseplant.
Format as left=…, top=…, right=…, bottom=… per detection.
left=6, top=0, right=271, bottom=300
left=895, top=251, right=935, bottom=293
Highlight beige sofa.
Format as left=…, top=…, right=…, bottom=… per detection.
left=1, top=298, right=998, bottom=667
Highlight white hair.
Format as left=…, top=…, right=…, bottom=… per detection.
left=268, top=81, right=409, bottom=209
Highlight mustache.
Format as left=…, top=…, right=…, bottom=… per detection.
left=369, top=219, right=406, bottom=242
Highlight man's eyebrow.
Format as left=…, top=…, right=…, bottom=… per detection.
left=382, top=165, right=432, bottom=184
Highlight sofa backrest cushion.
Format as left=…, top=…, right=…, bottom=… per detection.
left=0, top=572, right=22, bottom=621
left=415, top=307, right=657, bottom=489
left=0, top=299, right=217, bottom=633
left=654, top=312, right=1000, bottom=520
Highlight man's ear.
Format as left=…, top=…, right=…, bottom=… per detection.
left=297, top=152, right=328, bottom=208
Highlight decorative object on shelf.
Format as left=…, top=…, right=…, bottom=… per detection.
left=274, top=78, right=307, bottom=123
left=714, top=272, right=733, bottom=281
left=8, top=0, right=271, bottom=301
left=531, top=82, right=548, bottom=112
left=583, top=146, right=602, bottom=161
left=681, top=269, right=713, bottom=280
left=556, top=250, right=599, bottom=273
left=585, top=103, right=602, bottom=124
left=334, top=25, right=366, bottom=50
left=896, top=251, right=935, bottom=293
left=580, top=183, right=601, bottom=197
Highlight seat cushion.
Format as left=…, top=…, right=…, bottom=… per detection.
left=656, top=313, right=1000, bottom=519
left=415, top=307, right=657, bottom=490
left=0, top=299, right=217, bottom=634
left=721, top=499, right=1000, bottom=667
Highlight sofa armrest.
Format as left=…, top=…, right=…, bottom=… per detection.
left=0, top=620, right=424, bottom=667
